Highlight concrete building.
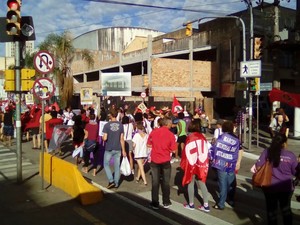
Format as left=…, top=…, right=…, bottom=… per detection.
left=71, top=4, right=300, bottom=123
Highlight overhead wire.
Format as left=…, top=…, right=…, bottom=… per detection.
left=37, top=0, right=245, bottom=35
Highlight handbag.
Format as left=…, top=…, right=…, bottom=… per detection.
left=120, top=157, right=131, bottom=176
left=252, top=160, right=272, bottom=187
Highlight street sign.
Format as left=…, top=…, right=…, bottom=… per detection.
left=140, top=92, right=146, bottom=98
left=260, top=82, right=273, bottom=91
left=34, top=51, right=54, bottom=74
left=240, top=60, right=261, bottom=78
left=32, top=77, right=55, bottom=100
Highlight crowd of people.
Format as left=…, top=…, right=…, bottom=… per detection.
left=0, top=100, right=298, bottom=224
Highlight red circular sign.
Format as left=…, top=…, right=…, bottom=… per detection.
left=32, top=78, right=55, bottom=100
left=34, top=51, right=54, bottom=74
left=141, top=92, right=146, bottom=98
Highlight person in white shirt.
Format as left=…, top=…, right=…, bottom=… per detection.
left=122, top=115, right=135, bottom=174
left=132, top=121, right=149, bottom=186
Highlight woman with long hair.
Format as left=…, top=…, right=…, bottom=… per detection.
left=132, top=121, right=148, bottom=186
left=254, top=133, right=298, bottom=225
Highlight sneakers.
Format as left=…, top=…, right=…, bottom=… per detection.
left=183, top=203, right=195, bottom=210
left=107, top=182, right=115, bottom=189
left=163, top=202, right=172, bottom=209
left=199, top=205, right=210, bottom=212
left=149, top=203, right=159, bottom=210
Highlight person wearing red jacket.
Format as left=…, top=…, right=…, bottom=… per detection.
left=24, top=105, right=42, bottom=149
left=180, top=120, right=210, bottom=212
left=45, top=111, right=63, bottom=149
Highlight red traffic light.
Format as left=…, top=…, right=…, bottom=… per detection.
left=7, top=0, right=20, bottom=10
left=6, top=0, right=21, bottom=36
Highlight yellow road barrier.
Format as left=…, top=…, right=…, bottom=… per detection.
left=40, top=153, right=103, bottom=205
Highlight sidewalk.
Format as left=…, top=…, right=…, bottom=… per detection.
left=0, top=140, right=77, bottom=225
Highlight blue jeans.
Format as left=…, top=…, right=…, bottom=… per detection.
left=217, top=170, right=235, bottom=208
left=150, top=161, right=171, bottom=206
left=103, top=150, right=121, bottom=186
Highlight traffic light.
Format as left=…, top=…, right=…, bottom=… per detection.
left=6, top=0, right=21, bottom=36
left=253, top=37, right=263, bottom=59
left=249, top=78, right=260, bottom=93
left=185, top=22, right=192, bottom=37
left=4, top=69, right=15, bottom=91
left=21, top=69, right=35, bottom=91
left=254, top=77, right=260, bottom=94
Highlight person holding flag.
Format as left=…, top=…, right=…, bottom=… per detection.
left=181, top=120, right=211, bottom=212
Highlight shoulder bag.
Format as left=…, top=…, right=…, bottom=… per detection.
left=252, top=160, right=272, bottom=188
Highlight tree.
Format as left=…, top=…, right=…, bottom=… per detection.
left=38, top=31, right=94, bottom=107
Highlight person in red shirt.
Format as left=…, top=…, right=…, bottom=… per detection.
left=147, top=117, right=177, bottom=210
left=45, top=111, right=63, bottom=151
left=24, top=105, right=42, bottom=149
left=82, top=114, right=99, bottom=175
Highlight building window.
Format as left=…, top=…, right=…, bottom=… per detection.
left=278, top=50, right=294, bottom=69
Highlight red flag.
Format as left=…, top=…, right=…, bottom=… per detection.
left=180, top=133, right=209, bottom=186
left=172, top=96, right=183, bottom=114
left=269, top=88, right=300, bottom=108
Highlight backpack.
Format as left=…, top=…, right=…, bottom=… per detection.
left=200, top=117, right=208, bottom=127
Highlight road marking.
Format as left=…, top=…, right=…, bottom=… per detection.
left=0, top=162, right=32, bottom=170
left=73, top=207, right=107, bottom=225
left=0, top=152, right=16, bottom=157
left=0, top=158, right=16, bottom=162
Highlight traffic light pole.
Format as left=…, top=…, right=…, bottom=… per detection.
left=15, top=40, right=22, bottom=183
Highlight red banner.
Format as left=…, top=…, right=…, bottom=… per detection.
left=269, top=88, right=300, bottom=108
left=172, top=96, right=183, bottom=114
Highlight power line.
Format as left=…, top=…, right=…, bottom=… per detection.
left=83, top=0, right=230, bottom=14
left=37, top=0, right=245, bottom=36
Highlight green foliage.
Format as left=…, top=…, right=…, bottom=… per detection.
left=37, top=31, right=94, bottom=107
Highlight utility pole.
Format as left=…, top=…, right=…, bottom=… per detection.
left=273, top=1, right=281, bottom=113
left=15, top=40, right=22, bottom=183
left=243, top=0, right=254, bottom=151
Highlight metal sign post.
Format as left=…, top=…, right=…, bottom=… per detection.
left=33, top=51, right=55, bottom=190
left=15, top=41, right=22, bottom=183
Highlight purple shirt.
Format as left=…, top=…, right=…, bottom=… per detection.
left=255, top=148, right=298, bottom=192
left=211, top=133, right=242, bottom=173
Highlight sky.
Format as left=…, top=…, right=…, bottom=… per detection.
left=0, top=0, right=297, bottom=56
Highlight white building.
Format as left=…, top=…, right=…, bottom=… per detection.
left=5, top=41, right=35, bottom=58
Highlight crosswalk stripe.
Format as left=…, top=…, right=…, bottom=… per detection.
left=0, top=162, right=32, bottom=170
left=0, top=148, right=14, bottom=152
left=0, top=152, right=16, bottom=157
left=0, top=158, right=17, bottom=162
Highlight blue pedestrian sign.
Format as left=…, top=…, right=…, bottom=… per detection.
left=240, top=60, right=261, bottom=78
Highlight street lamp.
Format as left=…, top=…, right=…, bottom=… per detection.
left=196, top=16, right=246, bottom=62
left=183, top=16, right=248, bottom=144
